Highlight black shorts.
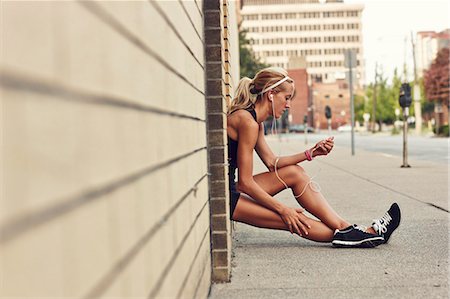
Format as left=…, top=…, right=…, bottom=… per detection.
left=228, top=164, right=241, bottom=220
left=229, top=181, right=240, bottom=220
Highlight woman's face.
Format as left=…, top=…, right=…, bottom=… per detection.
left=270, top=84, right=294, bottom=119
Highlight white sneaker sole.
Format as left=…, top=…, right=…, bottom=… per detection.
left=332, top=236, right=384, bottom=248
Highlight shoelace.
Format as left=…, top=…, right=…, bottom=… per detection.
left=353, top=224, right=368, bottom=233
left=373, top=213, right=392, bottom=234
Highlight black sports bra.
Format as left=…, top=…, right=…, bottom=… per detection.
left=227, top=108, right=258, bottom=169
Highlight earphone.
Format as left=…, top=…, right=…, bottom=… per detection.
left=268, top=90, right=322, bottom=200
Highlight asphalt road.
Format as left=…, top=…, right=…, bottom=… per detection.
left=280, top=131, right=449, bottom=164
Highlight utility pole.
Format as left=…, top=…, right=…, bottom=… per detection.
left=411, top=31, right=422, bottom=135
left=345, top=49, right=356, bottom=156
left=371, top=62, right=378, bottom=133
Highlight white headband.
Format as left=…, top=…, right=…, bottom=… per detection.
left=259, top=76, right=291, bottom=95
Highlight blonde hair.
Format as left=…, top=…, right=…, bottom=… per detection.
left=228, top=67, right=295, bottom=114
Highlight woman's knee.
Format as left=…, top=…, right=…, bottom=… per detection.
left=283, top=165, right=308, bottom=185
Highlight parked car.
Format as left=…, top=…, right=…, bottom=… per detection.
left=337, top=124, right=352, bottom=132
left=289, top=124, right=315, bottom=133
left=337, top=124, right=367, bottom=132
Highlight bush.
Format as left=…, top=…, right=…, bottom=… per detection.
left=391, top=126, right=400, bottom=135
left=433, top=124, right=449, bottom=137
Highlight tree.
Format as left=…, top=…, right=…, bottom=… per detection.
left=424, top=48, right=450, bottom=103
left=363, top=71, right=398, bottom=127
left=239, top=26, right=268, bottom=78
left=423, top=47, right=449, bottom=134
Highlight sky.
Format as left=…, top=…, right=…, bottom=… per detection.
left=345, top=0, right=450, bottom=84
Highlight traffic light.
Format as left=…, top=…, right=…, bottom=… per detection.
left=399, top=83, right=412, bottom=108
left=303, top=114, right=308, bottom=124
left=325, top=105, right=332, bottom=119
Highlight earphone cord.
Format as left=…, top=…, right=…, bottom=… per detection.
left=270, top=98, right=321, bottom=199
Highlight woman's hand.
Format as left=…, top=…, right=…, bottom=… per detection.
left=279, top=206, right=311, bottom=236
left=311, top=136, right=334, bottom=157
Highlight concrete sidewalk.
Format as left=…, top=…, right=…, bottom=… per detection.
left=209, top=138, right=449, bottom=299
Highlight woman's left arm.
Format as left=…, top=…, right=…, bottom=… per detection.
left=256, top=133, right=335, bottom=169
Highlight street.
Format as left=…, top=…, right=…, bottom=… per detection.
left=279, top=132, right=449, bottom=164
left=210, top=135, right=449, bottom=299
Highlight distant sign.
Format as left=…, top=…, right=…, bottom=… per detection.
left=344, top=50, right=357, bottom=68
left=435, top=102, right=443, bottom=113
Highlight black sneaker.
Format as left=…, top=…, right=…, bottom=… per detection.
left=372, top=203, right=401, bottom=244
left=332, top=224, right=384, bottom=248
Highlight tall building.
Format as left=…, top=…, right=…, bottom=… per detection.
left=241, top=0, right=365, bottom=86
left=415, top=29, right=450, bottom=77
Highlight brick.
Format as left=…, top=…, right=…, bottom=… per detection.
left=206, top=96, right=226, bottom=113
left=206, top=45, right=223, bottom=62
left=204, top=0, right=221, bottom=10
left=206, top=79, right=223, bottom=96
left=212, top=250, right=229, bottom=267
left=206, top=62, right=222, bottom=79
left=211, top=215, right=227, bottom=231
left=224, top=49, right=230, bottom=63
left=223, top=61, right=230, bottom=73
left=208, top=130, right=226, bottom=146
left=209, top=147, right=226, bottom=164
left=223, top=38, right=230, bottom=49
left=205, top=28, right=222, bottom=44
left=212, top=268, right=231, bottom=282
left=210, top=180, right=227, bottom=197
left=225, top=95, right=232, bottom=107
left=210, top=198, right=227, bottom=214
left=210, top=164, right=227, bottom=181
left=207, top=113, right=226, bottom=130
left=212, top=232, right=228, bottom=249
left=224, top=84, right=231, bottom=97
left=204, top=10, right=221, bottom=28
left=223, top=28, right=229, bottom=40
left=222, top=3, right=229, bottom=17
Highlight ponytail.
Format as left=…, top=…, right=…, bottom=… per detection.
left=228, top=67, right=294, bottom=115
left=228, top=77, right=257, bottom=114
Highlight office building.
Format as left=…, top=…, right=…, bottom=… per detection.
left=241, top=0, right=365, bottom=86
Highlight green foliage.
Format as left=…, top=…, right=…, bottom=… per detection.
left=239, top=27, right=269, bottom=78
left=433, top=124, right=449, bottom=136
left=358, top=68, right=404, bottom=125
left=353, top=94, right=366, bottom=123
left=356, top=68, right=423, bottom=128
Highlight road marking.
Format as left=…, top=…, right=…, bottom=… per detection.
left=380, top=153, right=394, bottom=158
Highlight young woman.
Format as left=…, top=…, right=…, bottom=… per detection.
left=227, top=67, right=401, bottom=247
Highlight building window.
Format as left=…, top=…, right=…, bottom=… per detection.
left=285, top=13, right=296, bottom=19
left=262, top=13, right=283, bottom=20
left=244, top=14, right=259, bottom=21
left=299, top=12, right=320, bottom=19
left=347, top=23, right=359, bottom=30
left=323, top=11, right=345, bottom=18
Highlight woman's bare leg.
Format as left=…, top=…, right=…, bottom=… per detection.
left=233, top=196, right=334, bottom=242
left=253, top=165, right=351, bottom=231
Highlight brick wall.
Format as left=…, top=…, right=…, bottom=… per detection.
left=205, top=0, right=239, bottom=283
left=0, top=1, right=211, bottom=298
left=288, top=68, right=309, bottom=125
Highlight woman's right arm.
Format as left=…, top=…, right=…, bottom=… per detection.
left=236, top=117, right=310, bottom=235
